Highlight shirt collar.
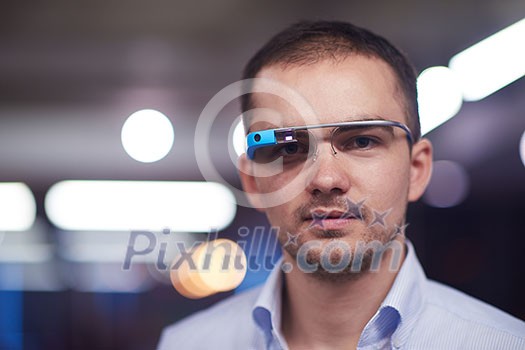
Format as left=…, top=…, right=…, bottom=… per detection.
left=251, top=240, right=427, bottom=348
left=359, top=240, right=426, bottom=348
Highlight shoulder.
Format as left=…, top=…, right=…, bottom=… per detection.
left=157, top=286, right=262, bottom=350
left=425, top=280, right=525, bottom=334
left=415, top=279, right=525, bottom=348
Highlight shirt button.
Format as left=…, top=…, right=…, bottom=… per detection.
left=392, top=339, right=401, bottom=349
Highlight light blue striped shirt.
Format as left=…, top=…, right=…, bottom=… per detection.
left=158, top=242, right=525, bottom=349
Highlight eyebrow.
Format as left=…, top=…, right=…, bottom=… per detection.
left=337, top=123, right=396, bottom=138
left=336, top=116, right=395, bottom=135
left=347, top=115, right=385, bottom=122
left=246, top=123, right=278, bottom=134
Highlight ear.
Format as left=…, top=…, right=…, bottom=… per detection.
left=408, top=138, right=433, bottom=202
left=238, top=154, right=266, bottom=212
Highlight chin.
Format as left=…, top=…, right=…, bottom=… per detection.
left=285, top=235, right=404, bottom=281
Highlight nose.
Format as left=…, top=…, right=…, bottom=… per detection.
left=304, top=143, right=351, bottom=196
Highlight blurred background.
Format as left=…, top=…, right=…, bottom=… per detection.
left=1, top=1, right=524, bottom=349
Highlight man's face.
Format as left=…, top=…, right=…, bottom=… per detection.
left=239, top=55, right=432, bottom=277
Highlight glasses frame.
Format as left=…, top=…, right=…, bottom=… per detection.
left=246, top=119, right=414, bottom=160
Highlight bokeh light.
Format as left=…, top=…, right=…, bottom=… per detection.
left=170, top=239, right=247, bottom=299
left=231, top=118, right=246, bottom=157
left=0, top=182, right=36, bottom=231
left=121, top=109, right=174, bottom=163
left=417, top=66, right=463, bottom=135
left=449, top=17, right=525, bottom=101
left=520, top=130, right=525, bottom=168
left=45, top=181, right=237, bottom=231
left=423, top=160, right=470, bottom=208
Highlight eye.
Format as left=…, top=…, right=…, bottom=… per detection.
left=354, top=137, right=373, bottom=148
left=282, top=143, right=299, bottom=155
left=275, top=141, right=309, bottom=161
left=338, top=135, right=380, bottom=152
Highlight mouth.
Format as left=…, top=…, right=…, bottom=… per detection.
left=304, top=208, right=361, bottom=230
left=305, top=207, right=363, bottom=220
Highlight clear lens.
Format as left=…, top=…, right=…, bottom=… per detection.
left=331, top=125, right=396, bottom=154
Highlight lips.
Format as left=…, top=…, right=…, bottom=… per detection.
left=306, top=208, right=360, bottom=220
left=304, top=208, right=361, bottom=230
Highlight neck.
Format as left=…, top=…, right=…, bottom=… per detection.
left=281, top=239, right=406, bottom=350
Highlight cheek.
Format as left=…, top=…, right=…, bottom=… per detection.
left=254, top=162, right=307, bottom=186
left=264, top=205, right=296, bottom=231
left=254, top=175, right=304, bottom=227
left=360, top=158, right=411, bottom=210
left=254, top=169, right=308, bottom=205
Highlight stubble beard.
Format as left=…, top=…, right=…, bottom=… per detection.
left=279, top=201, right=404, bottom=283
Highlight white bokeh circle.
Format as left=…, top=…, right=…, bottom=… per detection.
left=121, top=109, right=174, bottom=163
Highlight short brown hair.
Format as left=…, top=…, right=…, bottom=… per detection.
left=241, top=20, right=421, bottom=141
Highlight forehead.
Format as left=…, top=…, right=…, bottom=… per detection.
left=247, top=55, right=406, bottom=131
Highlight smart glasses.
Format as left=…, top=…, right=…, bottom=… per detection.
left=246, top=120, right=414, bottom=164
